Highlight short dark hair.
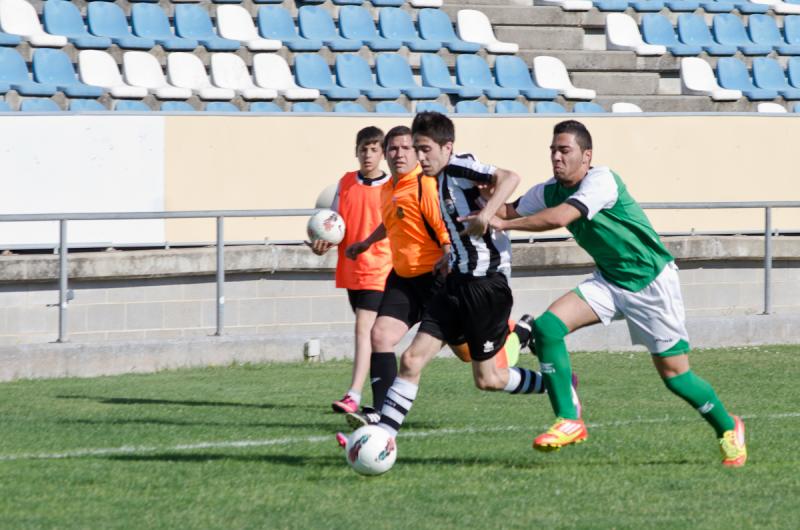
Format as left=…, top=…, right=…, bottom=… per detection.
left=383, top=125, right=412, bottom=151
left=553, top=120, right=593, bottom=151
left=411, top=112, right=454, bottom=146
left=355, top=126, right=385, bottom=150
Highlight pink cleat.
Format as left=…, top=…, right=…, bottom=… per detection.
left=335, top=432, right=348, bottom=449
left=332, top=395, right=359, bottom=414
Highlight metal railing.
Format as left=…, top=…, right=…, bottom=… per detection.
left=0, top=201, right=798, bottom=343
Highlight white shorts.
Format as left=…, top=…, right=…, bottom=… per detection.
left=577, top=261, right=690, bottom=355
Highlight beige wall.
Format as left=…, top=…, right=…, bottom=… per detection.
left=164, top=115, right=800, bottom=243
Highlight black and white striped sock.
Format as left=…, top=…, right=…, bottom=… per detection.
left=504, top=367, right=544, bottom=394
left=377, top=377, right=418, bottom=438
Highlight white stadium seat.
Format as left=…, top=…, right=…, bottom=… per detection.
left=216, top=5, right=281, bottom=52
left=210, top=53, right=278, bottom=100
left=123, top=52, right=192, bottom=100
left=611, top=101, right=644, bottom=112
left=680, top=57, right=742, bottom=101
left=78, top=50, right=148, bottom=99
left=756, top=102, right=788, bottom=113
left=167, top=53, right=235, bottom=101
left=252, top=54, right=320, bottom=101
left=534, top=0, right=593, bottom=11
left=456, top=10, right=518, bottom=54
left=409, top=0, right=444, bottom=7
left=606, top=13, right=666, bottom=56
left=0, top=0, right=67, bottom=47
left=749, top=0, right=800, bottom=15
left=532, top=56, right=596, bottom=100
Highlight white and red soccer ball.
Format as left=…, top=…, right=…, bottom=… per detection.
left=345, top=425, right=397, bottom=476
left=307, top=209, right=346, bottom=245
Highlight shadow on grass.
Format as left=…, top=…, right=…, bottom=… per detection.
left=55, top=395, right=312, bottom=411
left=57, top=417, right=338, bottom=431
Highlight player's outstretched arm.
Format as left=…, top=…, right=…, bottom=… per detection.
left=493, top=203, right=582, bottom=233
left=345, top=223, right=387, bottom=260
left=461, top=169, right=520, bottom=237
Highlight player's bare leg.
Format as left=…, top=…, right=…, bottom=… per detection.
left=333, top=308, right=378, bottom=414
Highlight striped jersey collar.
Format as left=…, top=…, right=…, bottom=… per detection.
left=357, top=171, right=390, bottom=187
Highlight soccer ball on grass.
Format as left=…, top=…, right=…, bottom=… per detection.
left=345, top=425, right=397, bottom=476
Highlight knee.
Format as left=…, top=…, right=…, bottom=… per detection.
left=371, top=322, right=398, bottom=351
left=533, top=311, right=569, bottom=346
left=472, top=371, right=503, bottom=391
left=398, top=352, right=424, bottom=378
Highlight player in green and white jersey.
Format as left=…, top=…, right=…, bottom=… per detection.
left=484, top=120, right=747, bottom=466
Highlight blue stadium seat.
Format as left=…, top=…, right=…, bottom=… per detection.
left=43, top=0, right=111, bottom=49
left=206, top=102, right=240, bottom=112
left=69, top=99, right=106, bottom=111
left=375, top=101, right=410, bottom=113
left=334, top=101, right=368, bottom=112
left=795, top=102, right=800, bottom=112
left=677, top=14, right=737, bottom=56
left=699, top=0, right=736, bottom=13
left=174, top=5, right=240, bottom=51
left=535, top=101, right=567, bottom=113
left=732, top=0, right=769, bottom=13
left=332, top=0, right=364, bottom=5
left=294, top=54, right=360, bottom=100
left=0, top=48, right=58, bottom=96
left=32, top=49, right=104, bottom=98
left=593, top=0, right=629, bottom=11
left=20, top=98, right=60, bottom=112
left=416, top=101, right=449, bottom=113
left=298, top=6, right=362, bottom=51
left=456, top=55, right=518, bottom=99
left=87, top=2, right=156, bottom=50
left=495, top=100, right=530, bottom=114
left=712, top=14, right=772, bottom=55
left=128, top=0, right=158, bottom=3
left=788, top=57, right=800, bottom=88
left=573, top=102, right=606, bottom=112
left=372, top=0, right=404, bottom=7
left=212, top=0, right=245, bottom=4
left=664, top=0, right=700, bottom=11
left=253, top=0, right=284, bottom=4
left=0, top=30, right=20, bottom=47
left=420, top=54, right=482, bottom=98
left=131, top=4, right=199, bottom=51
left=292, top=102, right=326, bottom=112
left=161, top=101, right=195, bottom=111
left=494, top=55, right=558, bottom=100
left=748, top=15, right=800, bottom=55
left=115, top=100, right=151, bottom=111
left=629, top=0, right=665, bottom=11
left=339, top=6, right=402, bottom=51
left=250, top=102, right=283, bottom=112
left=786, top=16, right=800, bottom=46
left=257, top=7, right=323, bottom=51
left=0, top=100, right=10, bottom=111
left=455, top=101, right=489, bottom=113
left=715, top=57, right=778, bottom=100
left=752, top=57, right=800, bottom=99
left=335, top=54, right=401, bottom=99
left=417, top=9, right=480, bottom=53
left=641, top=14, right=703, bottom=56
left=378, top=8, right=440, bottom=52
left=375, top=54, right=441, bottom=99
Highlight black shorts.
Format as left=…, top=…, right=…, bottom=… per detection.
left=376, top=270, right=440, bottom=327
left=419, top=272, right=512, bottom=362
left=346, top=289, right=383, bottom=313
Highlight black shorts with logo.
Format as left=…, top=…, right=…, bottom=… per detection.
left=419, top=272, right=512, bottom=362
left=346, top=289, right=384, bottom=313
left=376, top=270, right=440, bottom=327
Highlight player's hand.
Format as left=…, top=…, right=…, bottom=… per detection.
left=345, top=241, right=368, bottom=260
left=433, top=248, right=451, bottom=278
left=305, top=239, right=333, bottom=256
left=457, top=211, right=490, bottom=237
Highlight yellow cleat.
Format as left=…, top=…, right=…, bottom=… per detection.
left=719, top=415, right=747, bottom=467
left=533, top=418, right=588, bottom=452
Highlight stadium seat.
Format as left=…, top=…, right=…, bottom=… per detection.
left=748, top=15, right=800, bottom=55
left=456, top=55, right=519, bottom=99
left=641, top=14, right=703, bottom=56
left=292, top=101, right=326, bottom=112
left=680, top=57, right=742, bottom=100
left=32, top=49, right=104, bottom=98
left=335, top=54, right=402, bottom=99
left=786, top=16, right=800, bottom=46
left=0, top=99, right=10, bottom=110
left=0, top=0, right=67, bottom=47
left=339, top=6, right=402, bottom=51
left=611, top=101, right=643, bottom=112
left=752, top=57, right=800, bottom=99
left=42, top=0, right=111, bottom=49
left=334, top=101, right=368, bottom=112
left=629, top=0, right=666, bottom=12
left=416, top=101, right=449, bottom=113
left=605, top=13, right=666, bottom=56
left=494, top=55, right=558, bottom=100
left=114, top=100, right=151, bottom=111
left=372, top=0, right=404, bottom=7
left=69, top=99, right=106, bottom=111
left=732, top=0, right=769, bottom=14
left=123, top=51, right=193, bottom=99
left=535, top=0, right=593, bottom=10
left=20, top=98, right=60, bottom=112
left=298, top=6, right=362, bottom=51
left=252, top=54, right=320, bottom=100
left=535, top=101, right=567, bottom=113
left=0, top=29, right=18, bottom=46
left=253, top=0, right=283, bottom=3
left=167, top=53, right=235, bottom=100
left=161, top=101, right=195, bottom=111
left=206, top=101, right=240, bottom=112
left=455, top=100, right=489, bottom=113
left=699, top=0, right=736, bottom=13
left=217, top=5, right=281, bottom=51
left=174, top=5, right=240, bottom=51
left=375, top=101, right=410, bottom=113
left=257, top=7, right=323, bottom=51
left=756, top=101, right=788, bottom=112
left=593, top=0, right=629, bottom=11
left=375, top=54, right=441, bottom=99
left=748, top=0, right=800, bottom=14
left=378, top=8, right=441, bottom=52
left=788, top=57, right=800, bottom=87
left=294, top=54, right=360, bottom=100
left=249, top=101, right=283, bottom=112
left=0, top=48, right=58, bottom=95
left=131, top=4, right=199, bottom=51
left=332, top=0, right=364, bottom=5
left=574, top=101, right=606, bottom=112
left=495, top=100, right=530, bottom=114
left=532, top=56, right=596, bottom=100
left=78, top=50, right=148, bottom=99
left=715, top=57, right=778, bottom=100
left=664, top=0, right=700, bottom=10
left=795, top=102, right=800, bottom=112
left=712, top=14, right=772, bottom=55
left=87, top=2, right=155, bottom=50
left=677, top=14, right=737, bottom=56
left=210, top=54, right=278, bottom=100
left=417, top=9, right=481, bottom=53
left=419, top=54, right=482, bottom=98
left=456, top=10, right=518, bottom=54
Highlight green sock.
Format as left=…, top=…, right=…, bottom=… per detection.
left=663, top=370, right=735, bottom=437
left=533, top=311, right=578, bottom=420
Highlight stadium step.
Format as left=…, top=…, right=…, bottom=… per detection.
left=571, top=71, right=662, bottom=95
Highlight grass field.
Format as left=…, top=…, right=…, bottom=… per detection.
left=0, top=346, right=798, bottom=529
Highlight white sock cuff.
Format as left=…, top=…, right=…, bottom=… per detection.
left=392, top=377, right=419, bottom=400
left=504, top=367, right=522, bottom=392
left=347, top=390, right=362, bottom=404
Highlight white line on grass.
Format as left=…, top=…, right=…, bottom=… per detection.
left=1, top=411, right=797, bottom=462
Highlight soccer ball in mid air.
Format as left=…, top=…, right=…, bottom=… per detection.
left=307, top=209, right=346, bottom=245
left=345, top=425, right=397, bottom=476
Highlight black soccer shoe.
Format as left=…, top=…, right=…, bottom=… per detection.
left=514, top=314, right=536, bottom=354
left=345, top=406, right=381, bottom=430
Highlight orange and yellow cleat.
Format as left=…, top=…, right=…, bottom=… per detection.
left=720, top=415, right=747, bottom=467
left=533, top=418, right=588, bottom=452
